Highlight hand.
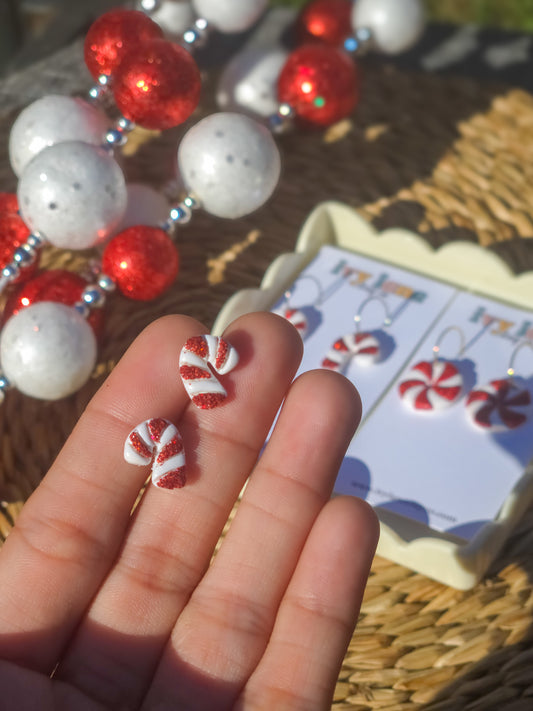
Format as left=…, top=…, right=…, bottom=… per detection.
left=0, top=312, right=378, bottom=710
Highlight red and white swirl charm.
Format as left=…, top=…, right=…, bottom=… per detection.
left=398, top=360, right=463, bottom=411
left=466, top=379, right=531, bottom=432
left=275, top=307, right=308, bottom=339
left=322, top=332, right=380, bottom=371
left=179, top=334, right=239, bottom=409
left=124, top=417, right=186, bottom=490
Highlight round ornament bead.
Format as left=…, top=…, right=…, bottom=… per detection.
left=178, top=112, right=281, bottom=218
left=351, top=0, right=425, bottom=55
left=84, top=9, right=164, bottom=79
left=0, top=193, right=19, bottom=215
left=191, top=0, right=268, bottom=33
left=0, top=301, right=97, bottom=400
left=0, top=214, right=36, bottom=284
left=102, top=225, right=179, bottom=300
left=2, top=269, right=105, bottom=337
left=17, top=141, right=127, bottom=250
left=148, top=0, right=195, bottom=39
left=114, top=183, right=170, bottom=233
left=297, top=0, right=353, bottom=46
left=278, top=44, right=359, bottom=126
left=8, top=95, right=109, bottom=178
left=217, top=47, right=288, bottom=118
left=113, top=39, right=201, bottom=130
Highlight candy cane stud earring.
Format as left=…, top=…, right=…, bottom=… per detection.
left=398, top=327, right=465, bottom=412
left=322, top=297, right=392, bottom=372
left=179, top=334, right=239, bottom=409
left=466, top=341, right=532, bottom=432
left=124, top=418, right=186, bottom=490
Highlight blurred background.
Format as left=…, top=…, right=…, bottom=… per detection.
left=1, top=0, right=532, bottom=76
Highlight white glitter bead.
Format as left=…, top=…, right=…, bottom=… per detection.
left=18, top=141, right=127, bottom=250
left=9, top=95, right=109, bottom=178
left=352, top=0, right=425, bottom=55
left=217, top=47, right=288, bottom=118
left=114, top=183, right=170, bottom=232
left=0, top=302, right=97, bottom=400
left=191, top=0, right=268, bottom=33
left=178, top=112, right=280, bottom=219
left=150, top=0, right=195, bottom=38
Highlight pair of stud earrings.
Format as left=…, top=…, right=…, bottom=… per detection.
left=398, top=327, right=532, bottom=433
left=123, top=334, right=239, bottom=491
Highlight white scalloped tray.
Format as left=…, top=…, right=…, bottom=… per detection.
left=213, top=201, right=533, bottom=590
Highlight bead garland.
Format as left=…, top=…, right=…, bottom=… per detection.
left=0, top=0, right=425, bottom=404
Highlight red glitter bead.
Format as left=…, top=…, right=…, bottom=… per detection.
left=297, top=0, right=353, bottom=46
left=0, top=213, right=36, bottom=284
left=102, top=226, right=179, bottom=301
left=2, top=269, right=105, bottom=337
left=112, top=39, right=201, bottom=130
left=84, top=9, right=164, bottom=80
left=278, top=44, right=359, bottom=127
left=0, top=193, right=19, bottom=216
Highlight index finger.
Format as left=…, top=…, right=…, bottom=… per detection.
left=0, top=314, right=205, bottom=672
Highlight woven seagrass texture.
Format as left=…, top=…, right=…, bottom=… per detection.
left=1, top=34, right=533, bottom=710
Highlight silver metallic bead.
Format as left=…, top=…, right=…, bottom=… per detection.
left=73, top=302, right=90, bottom=319
left=105, top=129, right=128, bottom=147
left=344, top=27, right=373, bottom=55
left=183, top=195, right=198, bottom=210
left=13, top=247, right=35, bottom=266
left=27, top=233, right=46, bottom=249
left=97, top=274, right=116, bottom=293
left=269, top=104, right=294, bottom=134
left=117, top=117, right=135, bottom=133
left=0, top=374, right=11, bottom=391
left=169, top=204, right=192, bottom=225
left=182, top=18, right=210, bottom=48
left=82, top=286, right=106, bottom=309
left=139, top=0, right=162, bottom=12
left=2, top=264, right=19, bottom=280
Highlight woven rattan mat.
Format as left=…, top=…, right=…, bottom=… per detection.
left=1, top=31, right=533, bottom=711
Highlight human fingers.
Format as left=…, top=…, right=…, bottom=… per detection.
left=56, top=312, right=303, bottom=709
left=236, top=496, right=379, bottom=711
left=0, top=314, right=204, bottom=673
left=142, top=368, right=363, bottom=710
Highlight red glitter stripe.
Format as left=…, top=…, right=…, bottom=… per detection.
left=466, top=390, right=491, bottom=405
left=474, top=403, right=494, bottom=428
left=501, top=408, right=527, bottom=429
left=322, top=358, right=339, bottom=369
left=156, top=435, right=184, bottom=464
left=333, top=339, right=349, bottom=352
left=148, top=418, right=168, bottom=443
left=192, top=392, right=225, bottom=409
left=433, top=385, right=461, bottom=401
left=156, top=467, right=186, bottom=489
left=413, top=361, right=432, bottom=379
left=129, top=431, right=153, bottom=459
left=415, top=388, right=433, bottom=410
left=505, top=390, right=531, bottom=408
left=357, top=346, right=379, bottom=355
left=438, top=362, right=458, bottom=383
left=179, top=364, right=210, bottom=380
left=185, top=335, right=208, bottom=358
left=398, top=379, right=421, bottom=396
left=216, top=338, right=229, bottom=370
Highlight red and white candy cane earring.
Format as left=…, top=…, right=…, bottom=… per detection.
left=124, top=417, right=186, bottom=490
left=466, top=341, right=532, bottom=432
left=398, top=326, right=465, bottom=412
left=322, top=297, right=392, bottom=372
left=273, top=275, right=324, bottom=339
left=179, top=335, right=239, bottom=409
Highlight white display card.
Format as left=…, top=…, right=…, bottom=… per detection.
left=272, top=246, right=533, bottom=540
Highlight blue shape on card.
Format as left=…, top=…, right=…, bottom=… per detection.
left=377, top=499, right=430, bottom=525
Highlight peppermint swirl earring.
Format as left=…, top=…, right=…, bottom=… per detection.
left=398, top=326, right=466, bottom=412
left=322, top=296, right=392, bottom=372
left=466, top=341, right=533, bottom=432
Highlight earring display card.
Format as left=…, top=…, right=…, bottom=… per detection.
left=213, top=202, right=533, bottom=589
